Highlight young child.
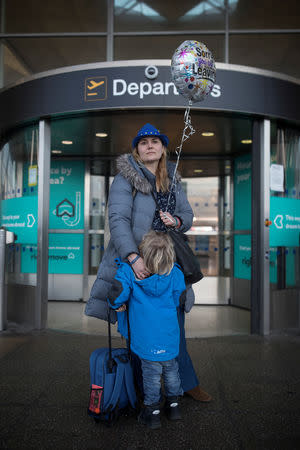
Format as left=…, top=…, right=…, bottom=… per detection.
left=107, top=230, right=186, bottom=430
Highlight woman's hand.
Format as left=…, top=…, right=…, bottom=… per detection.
left=159, top=210, right=178, bottom=228
left=131, top=256, right=150, bottom=280
left=115, top=304, right=127, bottom=312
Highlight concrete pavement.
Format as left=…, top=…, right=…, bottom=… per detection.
left=0, top=329, right=299, bottom=449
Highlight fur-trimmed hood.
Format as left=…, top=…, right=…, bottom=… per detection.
left=116, top=153, right=181, bottom=194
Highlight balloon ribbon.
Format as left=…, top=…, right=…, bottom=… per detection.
left=166, top=105, right=195, bottom=210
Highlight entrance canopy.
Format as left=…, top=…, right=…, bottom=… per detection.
left=0, top=61, right=299, bottom=133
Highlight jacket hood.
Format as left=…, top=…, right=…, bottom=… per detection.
left=134, top=271, right=175, bottom=297
left=116, top=153, right=181, bottom=194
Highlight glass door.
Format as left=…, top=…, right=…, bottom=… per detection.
left=0, top=125, right=39, bottom=326
left=183, top=176, right=231, bottom=305
left=269, top=125, right=300, bottom=332
left=87, top=160, right=113, bottom=300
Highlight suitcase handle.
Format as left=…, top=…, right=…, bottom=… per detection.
left=107, top=304, right=131, bottom=372
left=104, top=359, right=126, bottom=412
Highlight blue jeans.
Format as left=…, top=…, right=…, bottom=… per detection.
left=141, top=358, right=183, bottom=406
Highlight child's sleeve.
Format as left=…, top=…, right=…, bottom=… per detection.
left=172, top=266, right=186, bottom=307
left=107, top=265, right=132, bottom=309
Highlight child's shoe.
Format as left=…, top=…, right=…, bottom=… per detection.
left=138, top=403, right=161, bottom=429
left=164, top=396, right=181, bottom=421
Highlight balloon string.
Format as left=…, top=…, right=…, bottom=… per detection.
left=166, top=105, right=195, bottom=211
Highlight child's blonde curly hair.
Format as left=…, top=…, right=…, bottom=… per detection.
left=139, top=230, right=175, bottom=275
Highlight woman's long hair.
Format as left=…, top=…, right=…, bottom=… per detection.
left=132, top=143, right=170, bottom=192
left=139, top=230, right=175, bottom=275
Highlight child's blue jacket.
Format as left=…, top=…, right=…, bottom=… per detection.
left=108, top=261, right=186, bottom=362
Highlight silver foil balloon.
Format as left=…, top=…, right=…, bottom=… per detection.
left=171, top=40, right=216, bottom=104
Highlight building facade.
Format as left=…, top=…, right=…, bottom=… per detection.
left=0, top=1, right=299, bottom=334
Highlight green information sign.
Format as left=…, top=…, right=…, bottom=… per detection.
left=270, top=197, right=300, bottom=247
left=21, top=233, right=84, bottom=274
left=49, top=160, right=84, bottom=229
left=0, top=196, right=38, bottom=244
left=233, top=155, right=252, bottom=280
left=234, top=154, right=251, bottom=231
left=234, top=234, right=251, bottom=280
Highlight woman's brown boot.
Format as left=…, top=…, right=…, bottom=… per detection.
left=185, top=386, right=212, bottom=402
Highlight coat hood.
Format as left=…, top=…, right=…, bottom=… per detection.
left=116, top=153, right=181, bottom=194
left=134, top=271, right=176, bottom=297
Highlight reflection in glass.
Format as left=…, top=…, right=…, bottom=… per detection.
left=188, top=234, right=219, bottom=276
left=90, top=175, right=106, bottom=230
left=180, top=0, right=237, bottom=22
left=183, top=177, right=220, bottom=276
left=89, top=174, right=106, bottom=275
left=0, top=126, right=39, bottom=201
left=5, top=0, right=107, bottom=33
left=3, top=44, right=30, bottom=87
left=114, top=0, right=165, bottom=22
left=114, top=34, right=224, bottom=61
left=270, top=124, right=300, bottom=290
left=89, top=234, right=105, bottom=276
left=0, top=125, right=39, bottom=281
left=184, top=177, right=219, bottom=232
left=114, top=0, right=226, bottom=32
left=229, top=34, right=300, bottom=79
left=7, top=38, right=106, bottom=78
left=269, top=246, right=299, bottom=289
left=271, top=127, right=300, bottom=200
left=89, top=171, right=113, bottom=274
left=229, top=0, right=300, bottom=29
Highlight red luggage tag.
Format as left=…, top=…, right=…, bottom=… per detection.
left=89, top=384, right=103, bottom=414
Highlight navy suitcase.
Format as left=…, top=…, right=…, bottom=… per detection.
left=88, top=309, right=137, bottom=426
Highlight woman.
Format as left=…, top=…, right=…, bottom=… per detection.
left=85, top=123, right=211, bottom=402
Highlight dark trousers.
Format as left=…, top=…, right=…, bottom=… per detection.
left=131, top=306, right=199, bottom=395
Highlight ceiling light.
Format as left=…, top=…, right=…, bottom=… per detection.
left=194, top=169, right=203, bottom=173
left=95, top=132, right=108, bottom=138
left=62, top=140, right=73, bottom=145
left=201, top=132, right=214, bottom=137
left=51, top=150, right=62, bottom=154
left=241, top=139, right=252, bottom=144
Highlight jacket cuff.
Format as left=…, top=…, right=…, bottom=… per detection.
left=176, top=216, right=186, bottom=232
left=174, top=216, right=182, bottom=229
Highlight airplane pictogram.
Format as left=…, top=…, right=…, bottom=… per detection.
left=87, top=80, right=105, bottom=90
left=85, top=76, right=107, bottom=101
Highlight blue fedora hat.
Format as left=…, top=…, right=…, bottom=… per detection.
left=132, top=123, right=169, bottom=148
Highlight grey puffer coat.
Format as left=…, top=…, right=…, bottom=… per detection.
left=85, top=153, right=194, bottom=322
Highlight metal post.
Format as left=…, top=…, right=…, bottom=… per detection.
left=36, top=120, right=51, bottom=329
left=0, top=228, right=6, bottom=330
left=0, top=0, right=6, bottom=88
left=224, top=0, right=229, bottom=63
left=218, top=175, right=225, bottom=276
left=83, top=159, right=90, bottom=301
left=229, top=163, right=234, bottom=306
left=106, top=0, right=114, bottom=61
left=251, top=119, right=270, bottom=335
